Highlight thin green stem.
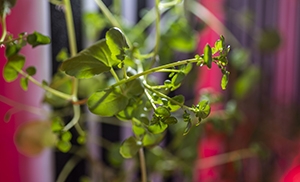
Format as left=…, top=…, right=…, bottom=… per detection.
left=156, top=69, right=182, bottom=73
left=144, top=89, right=157, bottom=110
left=139, top=148, right=147, bottom=182
left=130, top=8, right=156, bottom=43
left=0, top=36, right=23, bottom=45
left=63, top=101, right=81, bottom=131
left=95, top=0, right=121, bottom=28
left=56, top=147, right=86, bottom=182
left=148, top=85, right=168, bottom=90
left=109, top=58, right=202, bottom=88
left=94, top=0, right=132, bottom=48
left=110, top=68, right=120, bottom=82
left=63, top=0, right=77, bottom=57
left=0, top=15, right=7, bottom=42
left=144, top=83, right=191, bottom=110
left=17, top=69, right=72, bottom=100
left=62, top=0, right=81, bottom=132
left=148, top=0, right=161, bottom=69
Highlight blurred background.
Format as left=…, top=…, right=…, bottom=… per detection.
left=0, top=0, right=300, bottom=181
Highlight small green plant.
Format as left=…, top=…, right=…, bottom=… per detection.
left=1, top=0, right=231, bottom=181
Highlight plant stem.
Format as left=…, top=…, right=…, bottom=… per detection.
left=56, top=147, right=86, bottom=182
left=63, top=0, right=77, bottom=57
left=95, top=0, right=121, bottom=28
left=110, top=68, right=120, bottom=82
left=17, top=69, right=72, bottom=100
left=62, top=0, right=81, bottom=132
left=110, top=58, right=202, bottom=88
left=144, top=83, right=191, bottom=110
left=139, top=148, right=147, bottom=182
left=144, top=89, right=157, bottom=110
left=148, top=0, right=161, bottom=69
left=0, top=15, right=7, bottom=42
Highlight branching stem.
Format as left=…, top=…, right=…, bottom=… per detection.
left=110, top=58, right=203, bottom=88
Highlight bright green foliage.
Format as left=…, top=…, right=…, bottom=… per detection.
left=168, top=95, right=184, bottom=112
left=88, top=88, right=129, bottom=117
left=61, top=131, right=72, bottom=141
left=56, top=48, right=69, bottom=62
left=61, top=28, right=129, bottom=78
left=51, top=117, right=64, bottom=132
left=142, top=133, right=164, bottom=147
left=60, top=40, right=111, bottom=79
left=221, top=73, right=229, bottom=90
left=194, top=100, right=211, bottom=125
left=119, top=136, right=142, bottom=158
left=106, top=27, right=129, bottom=62
left=57, top=140, right=71, bottom=153
left=3, top=54, right=25, bottom=82
left=27, top=31, right=51, bottom=48
left=148, top=122, right=168, bottom=134
left=5, top=41, right=23, bottom=58
left=20, top=77, right=28, bottom=91
left=203, top=44, right=212, bottom=68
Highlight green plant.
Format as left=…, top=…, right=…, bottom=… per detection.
left=0, top=0, right=232, bottom=181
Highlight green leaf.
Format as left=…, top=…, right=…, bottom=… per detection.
left=56, top=48, right=69, bottom=62
left=183, top=121, right=192, bottom=136
left=27, top=31, right=51, bottom=48
left=25, top=66, right=36, bottom=76
left=51, top=117, right=64, bottom=132
left=170, top=72, right=185, bottom=91
left=77, top=135, right=86, bottom=144
left=143, top=133, right=164, bottom=147
left=5, top=43, right=22, bottom=58
left=88, top=88, right=129, bottom=117
left=155, top=106, right=170, bottom=119
left=43, top=72, right=72, bottom=107
left=221, top=73, right=229, bottom=90
left=132, top=124, right=145, bottom=136
left=124, top=78, right=144, bottom=97
left=3, top=54, right=25, bottom=82
left=20, top=77, right=28, bottom=91
left=148, top=122, right=168, bottom=134
left=57, top=141, right=71, bottom=153
left=164, top=116, right=178, bottom=125
left=168, top=95, right=184, bottom=112
left=106, top=27, right=129, bottom=62
left=61, top=131, right=72, bottom=141
left=203, top=44, right=212, bottom=68
left=196, top=100, right=211, bottom=119
left=119, top=136, right=142, bottom=158
left=60, top=40, right=111, bottom=79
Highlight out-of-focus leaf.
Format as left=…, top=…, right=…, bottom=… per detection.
left=27, top=31, right=51, bottom=48
left=119, top=136, right=142, bottom=158
left=88, top=88, right=129, bottom=117
left=3, top=54, right=25, bottom=82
